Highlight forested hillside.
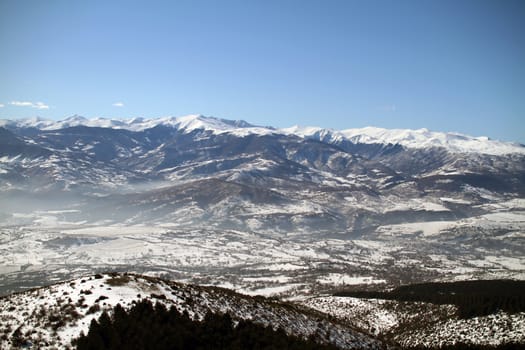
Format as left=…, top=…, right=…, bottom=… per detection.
left=334, top=280, right=525, bottom=318
left=75, top=300, right=340, bottom=350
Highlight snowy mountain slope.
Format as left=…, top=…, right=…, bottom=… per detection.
left=2, top=116, right=523, bottom=192
left=303, top=296, right=525, bottom=348
left=282, top=124, right=525, bottom=155
left=1, top=122, right=523, bottom=232
left=0, top=273, right=385, bottom=350
left=2, top=115, right=524, bottom=154
left=0, top=114, right=265, bottom=136
left=340, top=126, right=525, bottom=155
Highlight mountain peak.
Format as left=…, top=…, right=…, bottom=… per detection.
left=337, top=126, right=524, bottom=155
left=63, top=114, right=87, bottom=122
left=174, top=114, right=256, bottom=132
left=1, top=115, right=523, bottom=155
left=123, top=114, right=256, bottom=133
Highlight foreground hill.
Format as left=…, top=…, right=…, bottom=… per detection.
left=0, top=273, right=384, bottom=350
left=2, top=273, right=524, bottom=349
left=304, top=280, right=525, bottom=348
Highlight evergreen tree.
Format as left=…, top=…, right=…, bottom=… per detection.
left=75, top=300, right=341, bottom=350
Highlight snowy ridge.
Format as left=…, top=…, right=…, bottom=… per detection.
left=283, top=125, right=525, bottom=155
left=303, top=296, right=525, bottom=347
left=340, top=126, right=525, bottom=155
left=0, top=273, right=384, bottom=349
left=2, top=115, right=524, bottom=155
left=0, top=115, right=128, bottom=130
left=0, top=114, right=263, bottom=134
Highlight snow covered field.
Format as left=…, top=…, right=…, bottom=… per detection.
left=1, top=196, right=523, bottom=298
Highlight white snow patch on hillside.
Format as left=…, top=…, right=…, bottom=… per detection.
left=377, top=221, right=455, bottom=237
left=440, top=197, right=471, bottom=204
left=303, top=296, right=525, bottom=347
left=317, top=274, right=386, bottom=286
left=400, top=312, right=525, bottom=347
left=242, top=284, right=302, bottom=297
left=303, top=297, right=399, bottom=335
left=385, top=198, right=450, bottom=212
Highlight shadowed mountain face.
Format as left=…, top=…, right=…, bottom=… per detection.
left=0, top=115, right=524, bottom=298
left=1, top=116, right=524, bottom=231
left=0, top=127, right=51, bottom=158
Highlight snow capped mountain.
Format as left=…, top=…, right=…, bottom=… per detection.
left=1, top=114, right=524, bottom=234
left=340, top=126, right=525, bottom=155
left=2, top=115, right=524, bottom=155
left=0, top=114, right=258, bottom=133
left=282, top=125, right=525, bottom=155
left=0, top=114, right=524, bottom=348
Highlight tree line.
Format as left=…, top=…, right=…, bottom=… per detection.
left=74, top=299, right=341, bottom=350
left=334, top=279, right=525, bottom=318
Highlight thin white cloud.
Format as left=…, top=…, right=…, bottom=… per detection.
left=0, top=103, right=4, bottom=108
left=113, top=102, right=124, bottom=107
left=10, top=101, right=33, bottom=107
left=34, top=102, right=50, bottom=110
left=10, top=101, right=50, bottom=110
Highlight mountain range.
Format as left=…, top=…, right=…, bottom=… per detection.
left=0, top=115, right=523, bottom=291
left=1, top=114, right=524, bottom=348
left=1, top=114, right=524, bottom=230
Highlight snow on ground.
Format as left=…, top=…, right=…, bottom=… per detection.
left=384, top=198, right=450, bottom=212
left=303, top=297, right=400, bottom=336
left=440, top=197, right=472, bottom=204
left=5, top=115, right=525, bottom=154
left=1, top=194, right=524, bottom=300
left=302, top=296, right=525, bottom=347
left=61, top=225, right=168, bottom=236
left=462, top=184, right=502, bottom=200
left=339, top=126, right=525, bottom=155
left=0, top=273, right=384, bottom=350
left=482, top=211, right=525, bottom=223
left=317, top=274, right=386, bottom=286
left=399, top=312, right=525, bottom=348
left=255, top=263, right=307, bottom=271
left=241, top=284, right=303, bottom=297
left=375, top=221, right=454, bottom=236
left=484, top=256, right=525, bottom=270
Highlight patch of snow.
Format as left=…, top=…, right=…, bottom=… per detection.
left=243, top=283, right=302, bottom=297
left=440, top=197, right=471, bottom=204
left=376, top=221, right=454, bottom=237
left=317, top=274, right=386, bottom=286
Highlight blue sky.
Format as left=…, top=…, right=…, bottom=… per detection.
left=1, top=0, right=524, bottom=142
